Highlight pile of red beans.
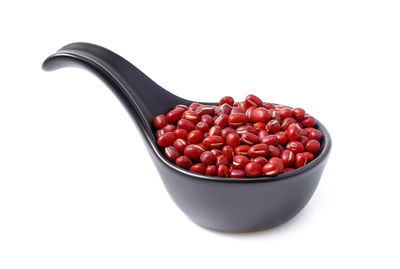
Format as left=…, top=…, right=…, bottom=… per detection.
left=153, top=94, right=322, bottom=178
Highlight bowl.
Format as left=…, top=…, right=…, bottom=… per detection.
left=43, top=42, right=332, bottom=232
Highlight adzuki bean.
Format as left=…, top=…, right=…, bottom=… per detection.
left=153, top=94, right=323, bottom=177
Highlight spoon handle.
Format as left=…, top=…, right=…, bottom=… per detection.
left=42, top=42, right=190, bottom=136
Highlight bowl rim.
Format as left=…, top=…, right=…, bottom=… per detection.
left=153, top=110, right=332, bottom=183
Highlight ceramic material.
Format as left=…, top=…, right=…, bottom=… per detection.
left=42, top=43, right=332, bottom=232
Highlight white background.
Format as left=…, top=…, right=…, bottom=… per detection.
left=1, top=1, right=399, bottom=268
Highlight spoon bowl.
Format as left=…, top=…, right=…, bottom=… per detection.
left=43, top=42, right=331, bottom=232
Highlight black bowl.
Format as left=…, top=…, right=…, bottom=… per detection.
left=43, top=42, right=332, bottom=232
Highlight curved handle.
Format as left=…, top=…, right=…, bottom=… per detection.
left=42, top=42, right=191, bottom=141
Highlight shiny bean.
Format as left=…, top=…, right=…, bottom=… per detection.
left=245, top=162, right=262, bottom=178
left=157, top=132, right=176, bottom=147
left=165, top=146, right=180, bottom=162
left=248, top=144, right=269, bottom=158
left=232, top=155, right=250, bottom=169
left=203, top=135, right=225, bottom=149
left=228, top=113, right=248, bottom=127
left=187, top=130, right=204, bottom=144
left=153, top=114, right=168, bottom=129
left=166, top=107, right=185, bottom=123
left=240, top=132, right=260, bottom=145
left=175, top=155, right=192, bottom=169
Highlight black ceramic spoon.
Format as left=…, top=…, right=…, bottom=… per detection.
left=43, top=42, right=331, bottom=232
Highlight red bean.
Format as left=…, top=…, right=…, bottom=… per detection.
left=164, top=146, right=180, bottom=162
left=293, top=108, right=305, bottom=121
left=173, top=138, right=187, bottom=152
left=305, top=127, right=318, bottom=134
left=218, top=165, right=229, bottom=177
left=281, top=117, right=297, bottom=131
left=283, top=168, right=295, bottom=173
left=190, top=163, right=206, bottom=174
left=236, top=125, right=257, bottom=135
left=269, top=157, right=284, bottom=174
left=187, top=130, right=203, bottom=144
left=220, top=96, right=234, bottom=106
left=208, top=126, right=221, bottom=137
left=175, top=155, right=192, bottom=169
left=166, top=107, right=185, bottom=123
left=246, top=106, right=257, bottom=121
left=234, top=145, right=250, bottom=156
left=182, top=110, right=200, bottom=124
left=211, top=148, right=222, bottom=157
left=228, top=113, right=248, bottom=127
left=245, top=162, right=262, bottom=177
left=228, top=164, right=234, bottom=174
left=279, top=107, right=293, bottom=119
left=173, top=128, right=187, bottom=139
left=240, top=132, right=260, bottom=145
left=308, top=129, right=322, bottom=140
left=306, top=139, right=321, bottom=154
left=230, top=169, right=246, bottom=178
left=214, top=114, right=229, bottom=128
left=286, top=123, right=302, bottom=141
left=281, top=149, right=295, bottom=168
left=246, top=94, right=263, bottom=107
left=275, top=131, right=288, bottom=145
left=248, top=144, right=269, bottom=158
left=301, top=116, right=315, bottom=128
left=195, top=105, right=215, bottom=116
left=298, top=136, right=309, bottom=146
left=276, top=144, right=285, bottom=153
left=251, top=107, right=270, bottom=122
left=262, top=162, right=279, bottom=176
left=260, top=135, right=278, bottom=146
left=177, top=119, right=195, bottom=132
left=268, top=145, right=281, bottom=158
left=203, top=135, right=225, bottom=149
left=304, top=152, right=315, bottom=162
left=253, top=156, right=268, bottom=167
left=266, top=120, right=281, bottom=134
left=258, top=130, right=269, bottom=140
left=215, top=103, right=232, bottom=115
left=200, top=151, right=216, bottom=165
left=201, top=114, right=214, bottom=127
left=268, top=109, right=281, bottom=122
left=175, top=104, right=188, bottom=111
left=225, top=133, right=240, bottom=148
left=253, top=122, right=266, bottom=131
left=206, top=165, right=217, bottom=176
left=230, top=107, right=244, bottom=114
left=156, top=129, right=165, bottom=138
left=195, top=121, right=209, bottom=132
left=295, top=153, right=307, bottom=168
left=264, top=103, right=275, bottom=110
left=153, top=114, right=168, bottom=129
left=220, top=127, right=236, bottom=138
left=216, top=155, right=230, bottom=167
left=238, top=101, right=252, bottom=112
left=222, top=146, right=235, bottom=161
left=184, top=144, right=206, bottom=161
left=232, top=155, right=250, bottom=169
left=157, top=132, right=176, bottom=147
left=162, top=124, right=176, bottom=133
left=286, top=141, right=305, bottom=154
left=189, top=102, right=201, bottom=111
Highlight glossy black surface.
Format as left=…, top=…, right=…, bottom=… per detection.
left=43, top=42, right=332, bottom=232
